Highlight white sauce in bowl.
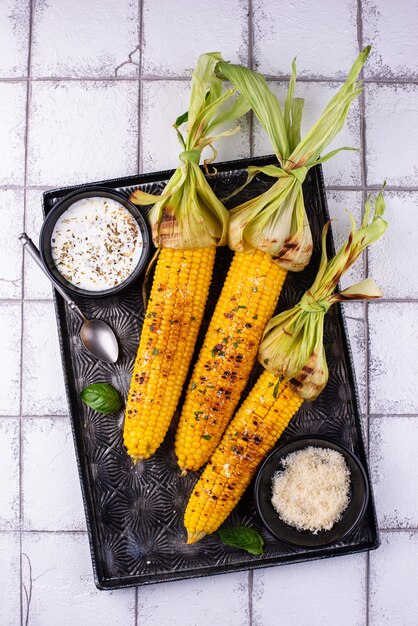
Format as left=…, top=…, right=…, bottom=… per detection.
left=51, top=197, right=143, bottom=291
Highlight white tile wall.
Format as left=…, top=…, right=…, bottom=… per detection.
left=0, top=82, right=26, bottom=185
left=0, top=532, right=21, bottom=626
left=362, top=0, right=418, bottom=79
left=365, top=83, right=418, bottom=186
left=22, top=301, right=67, bottom=415
left=0, top=419, right=20, bottom=529
left=27, top=80, right=139, bottom=186
left=369, top=303, right=418, bottom=415
left=370, top=416, right=418, bottom=528
left=142, top=0, right=248, bottom=77
left=137, top=571, right=249, bottom=626
left=0, top=188, right=24, bottom=299
left=253, top=0, right=359, bottom=78
left=368, top=192, right=418, bottom=299
left=22, top=417, right=85, bottom=531
left=1, top=0, right=417, bottom=624
left=0, top=0, right=30, bottom=77
left=24, top=188, right=53, bottom=300
left=31, top=0, right=139, bottom=78
left=0, top=303, right=22, bottom=416
left=21, top=532, right=136, bottom=626
left=370, top=531, right=418, bottom=626
left=253, top=553, right=367, bottom=626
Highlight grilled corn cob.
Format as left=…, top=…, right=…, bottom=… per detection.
left=185, top=374, right=302, bottom=543
left=123, top=53, right=249, bottom=462
left=176, top=48, right=371, bottom=473
left=184, top=191, right=387, bottom=542
left=175, top=250, right=286, bottom=472
left=124, top=247, right=215, bottom=460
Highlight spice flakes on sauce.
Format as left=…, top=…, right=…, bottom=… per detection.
left=51, top=197, right=143, bottom=291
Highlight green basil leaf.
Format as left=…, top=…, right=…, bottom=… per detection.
left=273, top=380, right=280, bottom=399
left=218, top=526, right=264, bottom=556
left=175, top=110, right=189, bottom=127
left=80, top=383, right=122, bottom=415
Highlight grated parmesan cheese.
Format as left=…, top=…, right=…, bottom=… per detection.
left=271, top=446, right=351, bottom=534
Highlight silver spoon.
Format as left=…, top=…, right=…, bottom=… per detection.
left=19, top=233, right=119, bottom=364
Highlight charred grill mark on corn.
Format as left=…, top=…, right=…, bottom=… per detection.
left=184, top=372, right=303, bottom=543
left=175, top=249, right=287, bottom=472
left=124, top=247, right=215, bottom=462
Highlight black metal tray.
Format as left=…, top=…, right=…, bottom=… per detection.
left=43, top=156, right=379, bottom=590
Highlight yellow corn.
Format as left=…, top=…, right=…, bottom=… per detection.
left=184, top=371, right=303, bottom=543
left=175, top=250, right=287, bottom=472
left=123, top=246, right=216, bottom=462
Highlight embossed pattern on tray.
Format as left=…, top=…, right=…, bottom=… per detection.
left=43, top=156, right=379, bottom=589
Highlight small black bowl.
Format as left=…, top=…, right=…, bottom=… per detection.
left=39, top=187, right=151, bottom=298
left=254, top=436, right=369, bottom=548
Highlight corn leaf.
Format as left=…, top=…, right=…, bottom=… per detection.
left=130, top=52, right=249, bottom=248
left=228, top=170, right=313, bottom=271
left=288, top=97, right=304, bottom=154
left=288, top=46, right=370, bottom=169
left=217, top=60, right=289, bottom=162
left=216, top=48, right=370, bottom=269
left=259, top=189, right=387, bottom=400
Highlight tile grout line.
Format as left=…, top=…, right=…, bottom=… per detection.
left=0, top=414, right=69, bottom=419
left=248, top=567, right=254, bottom=626
left=19, top=0, right=34, bottom=623
left=0, top=75, right=140, bottom=83
left=325, top=185, right=418, bottom=192
left=0, top=298, right=53, bottom=304
left=2, top=75, right=418, bottom=85
left=137, top=0, right=144, bottom=177
left=369, top=413, right=418, bottom=418
left=380, top=527, right=418, bottom=533
left=144, top=75, right=418, bottom=85
left=356, top=3, right=371, bottom=625
left=2, top=529, right=88, bottom=535
left=262, top=75, right=418, bottom=85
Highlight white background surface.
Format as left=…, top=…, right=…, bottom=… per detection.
left=1, top=0, right=418, bottom=624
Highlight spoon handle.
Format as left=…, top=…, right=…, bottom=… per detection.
left=19, top=233, right=85, bottom=322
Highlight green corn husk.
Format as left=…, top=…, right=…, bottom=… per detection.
left=216, top=46, right=371, bottom=271
left=130, top=53, right=250, bottom=248
left=259, top=189, right=387, bottom=400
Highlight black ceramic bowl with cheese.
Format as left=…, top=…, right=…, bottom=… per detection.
left=254, top=436, right=369, bottom=548
left=39, top=187, right=151, bottom=299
